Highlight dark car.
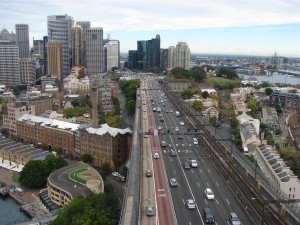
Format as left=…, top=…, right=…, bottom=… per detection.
left=160, top=118, right=164, bottom=122
left=184, top=162, right=191, bottom=170
left=203, top=208, right=215, bottom=224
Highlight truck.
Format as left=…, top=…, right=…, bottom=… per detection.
left=175, top=111, right=180, bottom=117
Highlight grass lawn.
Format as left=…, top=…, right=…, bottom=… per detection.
left=69, top=168, right=88, bottom=185
left=204, top=77, right=241, bottom=85
left=12, top=174, right=20, bottom=184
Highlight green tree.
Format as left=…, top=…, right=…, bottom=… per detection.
left=111, top=67, right=119, bottom=71
left=192, top=101, right=203, bottom=112
left=247, top=99, right=257, bottom=114
left=105, top=113, right=121, bottom=128
left=80, top=153, right=93, bottom=164
left=171, top=67, right=190, bottom=78
left=230, top=116, right=239, bottom=128
left=265, top=88, right=273, bottom=95
left=217, top=67, right=239, bottom=79
left=125, top=100, right=136, bottom=114
left=45, top=155, right=68, bottom=172
left=63, top=107, right=74, bottom=118
left=12, top=87, right=21, bottom=96
left=51, top=193, right=119, bottom=225
left=190, top=66, right=206, bottom=82
left=202, top=91, right=209, bottom=99
left=119, top=165, right=128, bottom=177
left=209, top=116, right=217, bottom=126
left=101, top=163, right=111, bottom=177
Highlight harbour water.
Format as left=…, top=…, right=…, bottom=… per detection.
left=0, top=197, right=30, bottom=225
left=239, top=74, right=300, bottom=85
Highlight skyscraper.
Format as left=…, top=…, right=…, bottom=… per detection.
left=0, top=42, right=20, bottom=86
left=128, top=50, right=137, bottom=69
left=71, top=25, right=84, bottom=67
left=86, top=28, right=104, bottom=74
left=47, top=15, right=74, bottom=77
left=76, top=21, right=90, bottom=68
left=168, top=42, right=191, bottom=70
left=145, top=35, right=160, bottom=70
left=104, top=40, right=120, bottom=71
left=47, top=42, right=63, bottom=81
left=20, top=58, right=36, bottom=84
left=160, top=48, right=168, bottom=69
left=137, top=40, right=147, bottom=70
left=43, top=36, right=48, bottom=76
left=15, top=24, right=29, bottom=58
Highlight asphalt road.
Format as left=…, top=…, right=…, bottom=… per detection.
left=146, top=79, right=254, bottom=225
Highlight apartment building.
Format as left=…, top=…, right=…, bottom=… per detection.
left=79, top=124, right=131, bottom=170
left=167, top=79, right=193, bottom=92
left=269, top=90, right=300, bottom=113
left=261, top=107, right=279, bottom=129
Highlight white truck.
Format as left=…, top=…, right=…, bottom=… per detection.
left=175, top=111, right=180, bottom=117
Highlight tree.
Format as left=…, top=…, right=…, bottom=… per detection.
left=45, top=154, right=68, bottom=172
left=125, top=100, right=136, bottom=114
left=230, top=116, right=239, bottom=128
left=119, top=165, right=128, bottom=177
left=209, top=116, right=217, bottom=126
left=80, top=153, right=93, bottom=164
left=51, top=193, right=119, bottom=225
left=111, top=67, right=118, bottom=71
left=171, top=67, right=190, bottom=78
left=190, top=66, right=206, bottom=82
left=202, top=91, right=209, bottom=99
left=192, top=101, right=203, bottom=112
left=265, top=88, right=273, bottom=95
left=247, top=99, right=257, bottom=114
left=12, top=87, right=20, bottom=96
left=217, top=67, right=239, bottom=79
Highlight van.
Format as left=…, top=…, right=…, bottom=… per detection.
left=203, top=208, right=215, bottom=224
left=175, top=111, right=180, bottom=117
left=193, top=138, right=198, bottom=145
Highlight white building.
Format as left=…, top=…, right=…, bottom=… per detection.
left=104, top=40, right=119, bottom=71
left=168, top=42, right=191, bottom=70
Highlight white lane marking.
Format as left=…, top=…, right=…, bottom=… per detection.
left=205, top=199, right=208, bottom=205
left=208, top=169, right=211, bottom=174
left=226, top=198, right=230, bottom=205
left=216, top=182, right=219, bottom=187
left=202, top=159, right=204, bottom=163
left=197, top=182, right=200, bottom=187
left=206, top=182, right=209, bottom=187
left=191, top=170, right=194, bottom=174
left=182, top=198, right=185, bottom=205
left=200, top=169, right=202, bottom=173
left=216, top=199, right=219, bottom=205
left=174, top=170, right=176, bottom=174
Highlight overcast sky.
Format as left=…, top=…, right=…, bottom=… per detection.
left=1, top=0, right=300, bottom=57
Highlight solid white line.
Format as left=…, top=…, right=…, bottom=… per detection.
left=197, top=182, right=200, bottom=187
left=216, top=182, right=219, bottom=187
left=216, top=199, right=219, bottom=205
left=205, top=199, right=208, bottom=205
left=207, top=169, right=211, bottom=174
left=226, top=198, right=230, bottom=205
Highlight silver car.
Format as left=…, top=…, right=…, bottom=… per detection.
left=146, top=205, right=155, bottom=216
left=169, top=178, right=178, bottom=187
left=186, top=199, right=196, bottom=209
left=229, top=212, right=241, bottom=225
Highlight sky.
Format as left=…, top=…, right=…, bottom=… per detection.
left=1, top=0, right=300, bottom=57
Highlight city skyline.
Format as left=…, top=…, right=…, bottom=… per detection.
left=1, top=0, right=300, bottom=57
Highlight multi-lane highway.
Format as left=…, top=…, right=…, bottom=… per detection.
left=144, top=78, right=254, bottom=225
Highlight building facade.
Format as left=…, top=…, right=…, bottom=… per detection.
left=76, top=21, right=90, bottom=68
left=15, top=24, right=29, bottom=58
left=104, top=40, right=120, bottom=71
left=47, top=42, right=63, bottom=81
left=269, top=90, right=300, bottom=113
left=47, top=15, right=74, bottom=77
left=0, top=43, right=20, bottom=87
left=168, top=42, right=190, bottom=70
left=26, top=94, right=53, bottom=115
left=79, top=124, right=131, bottom=170
left=71, top=25, right=83, bottom=67
left=168, top=46, right=175, bottom=68
left=0, top=28, right=15, bottom=42
left=19, top=58, right=36, bottom=84
left=3, top=102, right=35, bottom=136
left=128, top=50, right=137, bottom=69
left=145, top=35, right=160, bottom=69
left=137, top=40, right=147, bottom=70
left=86, top=28, right=104, bottom=74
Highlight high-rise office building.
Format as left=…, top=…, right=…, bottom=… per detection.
left=168, top=42, right=191, bottom=70
left=137, top=40, right=147, bottom=70
left=103, top=40, right=120, bottom=71
left=71, top=25, right=84, bottom=67
left=145, top=35, right=160, bottom=69
left=86, top=28, right=104, bottom=74
left=15, top=24, right=30, bottom=58
left=160, top=48, right=168, bottom=69
left=0, top=42, right=20, bottom=86
left=33, top=39, right=44, bottom=58
left=47, top=15, right=74, bottom=77
left=20, top=58, right=36, bottom=84
left=128, top=50, right=137, bottom=69
left=47, top=42, right=63, bottom=81
left=76, top=21, right=90, bottom=68
left=43, top=36, right=48, bottom=76
left=168, top=46, right=175, bottom=68
left=0, top=28, right=15, bottom=42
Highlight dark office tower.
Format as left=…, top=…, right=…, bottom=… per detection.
left=43, top=36, right=48, bottom=75
left=137, top=41, right=147, bottom=70
left=145, top=35, right=160, bottom=69
left=47, top=15, right=74, bottom=77
left=128, top=50, right=137, bottom=69
left=15, top=24, right=30, bottom=58
left=86, top=28, right=104, bottom=74
left=71, top=25, right=84, bottom=67
left=160, top=48, right=168, bottom=69
left=76, top=21, right=90, bottom=67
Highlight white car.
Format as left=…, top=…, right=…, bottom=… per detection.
left=205, top=188, right=215, bottom=200
left=157, top=126, right=162, bottom=130
left=186, top=199, right=196, bottom=209
left=180, top=121, right=184, bottom=126
left=153, top=153, right=159, bottom=159
left=190, top=160, right=198, bottom=168
left=175, top=127, right=179, bottom=132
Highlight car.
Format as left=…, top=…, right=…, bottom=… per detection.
left=152, top=102, right=154, bottom=105
left=169, top=178, right=178, bottom=187
left=180, top=121, right=184, bottom=126
left=146, top=205, right=155, bottom=216
left=112, top=172, right=120, bottom=177
left=158, top=114, right=162, bottom=117
left=143, top=109, right=146, bottom=112
left=160, top=118, right=164, bottom=122
left=153, top=153, right=159, bottom=159
left=229, top=212, right=241, bottom=225
left=157, top=126, right=162, bottom=130
left=170, top=110, right=173, bottom=113
left=144, top=133, right=149, bottom=138
left=184, top=162, right=191, bottom=170
left=146, top=169, right=152, bottom=177
left=170, top=150, right=177, bottom=157
left=165, top=110, right=169, bottom=113
left=190, top=159, right=198, bottom=168
left=161, top=141, right=167, bottom=147
left=175, top=127, right=179, bottom=132
left=203, top=208, right=215, bottom=224
left=177, top=135, right=183, bottom=139
left=205, top=188, right=215, bottom=200
left=186, top=199, right=196, bottom=209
